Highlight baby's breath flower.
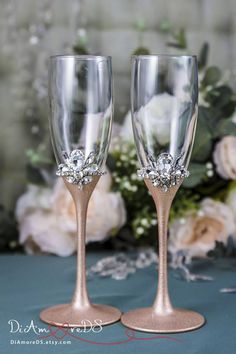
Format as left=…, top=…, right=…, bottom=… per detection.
left=122, top=181, right=132, bottom=190
left=136, top=227, right=145, bottom=235
left=206, top=162, right=213, bottom=169
left=207, top=170, right=214, bottom=177
left=141, top=219, right=149, bottom=227
left=131, top=185, right=138, bottom=192
left=130, top=160, right=137, bottom=166
left=130, top=150, right=136, bottom=158
left=120, top=155, right=128, bottom=161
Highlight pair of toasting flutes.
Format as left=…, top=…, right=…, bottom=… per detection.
left=40, top=55, right=205, bottom=333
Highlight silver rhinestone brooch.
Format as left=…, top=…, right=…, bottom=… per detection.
left=137, top=152, right=189, bottom=192
left=56, top=149, right=105, bottom=188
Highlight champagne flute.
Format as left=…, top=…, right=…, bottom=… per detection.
left=121, top=55, right=205, bottom=333
left=40, top=55, right=121, bottom=327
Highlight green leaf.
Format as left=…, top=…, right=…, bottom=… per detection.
left=135, top=19, right=146, bottom=32
left=26, top=149, right=53, bottom=166
left=168, top=28, right=187, bottom=49
left=207, top=237, right=236, bottom=258
left=182, top=163, right=207, bottom=188
left=223, top=101, right=236, bottom=117
left=159, top=19, right=172, bottom=33
left=192, top=112, right=213, bottom=162
left=207, top=241, right=226, bottom=258
left=107, top=154, right=116, bottom=172
left=73, top=45, right=88, bottom=55
left=0, top=205, right=19, bottom=252
left=26, top=164, right=46, bottom=185
left=206, top=85, right=233, bottom=109
left=198, top=42, right=209, bottom=69
left=198, top=106, right=216, bottom=132
left=166, top=42, right=185, bottom=49
left=214, top=120, right=236, bottom=138
left=202, top=66, right=221, bottom=87
left=132, top=47, right=150, bottom=55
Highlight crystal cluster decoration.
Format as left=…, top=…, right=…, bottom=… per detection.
left=137, top=152, right=189, bottom=192
left=170, top=251, right=213, bottom=282
left=87, top=249, right=158, bottom=280
left=87, top=249, right=212, bottom=283
left=56, top=149, right=105, bottom=188
left=220, top=287, right=236, bottom=293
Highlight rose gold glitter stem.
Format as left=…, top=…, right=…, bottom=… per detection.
left=64, top=176, right=100, bottom=309
left=121, top=179, right=205, bottom=333
left=145, top=178, right=181, bottom=314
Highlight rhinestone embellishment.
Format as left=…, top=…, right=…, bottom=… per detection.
left=56, top=149, right=105, bottom=188
left=137, top=153, right=189, bottom=192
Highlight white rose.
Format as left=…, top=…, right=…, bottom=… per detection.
left=16, top=171, right=126, bottom=256
left=168, top=198, right=235, bottom=259
left=213, top=136, right=236, bottom=179
left=120, top=93, right=178, bottom=145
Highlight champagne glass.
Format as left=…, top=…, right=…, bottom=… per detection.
left=121, top=55, right=205, bottom=333
left=40, top=55, right=121, bottom=327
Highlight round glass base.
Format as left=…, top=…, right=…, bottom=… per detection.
left=40, top=303, right=121, bottom=328
left=121, top=307, right=205, bottom=333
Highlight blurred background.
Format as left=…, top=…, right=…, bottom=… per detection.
left=1, top=0, right=236, bottom=259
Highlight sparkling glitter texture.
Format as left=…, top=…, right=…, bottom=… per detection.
left=138, top=152, right=189, bottom=192
left=56, top=149, right=105, bottom=188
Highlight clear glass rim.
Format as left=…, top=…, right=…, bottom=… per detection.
left=50, top=54, right=111, bottom=60
left=132, top=54, right=197, bottom=59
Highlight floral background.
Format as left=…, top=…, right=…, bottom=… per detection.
left=1, top=0, right=236, bottom=264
